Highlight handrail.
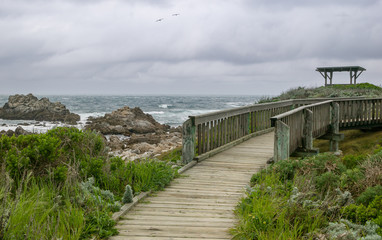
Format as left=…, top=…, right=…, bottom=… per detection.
left=271, top=100, right=333, bottom=121
left=182, top=99, right=298, bottom=163
left=271, top=97, right=382, bottom=161
left=181, top=97, right=382, bottom=164
left=271, top=100, right=334, bottom=161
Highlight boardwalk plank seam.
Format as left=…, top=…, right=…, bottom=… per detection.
left=110, top=132, right=274, bottom=240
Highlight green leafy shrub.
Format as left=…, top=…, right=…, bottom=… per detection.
left=342, top=154, right=367, bottom=169
left=342, top=196, right=382, bottom=225
left=357, top=185, right=382, bottom=206
left=0, top=127, right=178, bottom=239
left=271, top=158, right=302, bottom=182
left=53, top=165, right=68, bottom=183
left=315, top=172, right=341, bottom=193
left=340, top=168, right=365, bottom=191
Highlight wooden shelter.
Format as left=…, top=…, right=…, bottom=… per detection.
left=316, top=66, right=366, bottom=86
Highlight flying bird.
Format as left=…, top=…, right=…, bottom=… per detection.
left=156, top=18, right=164, bottom=22
left=172, top=13, right=179, bottom=16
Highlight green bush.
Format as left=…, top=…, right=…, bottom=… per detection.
left=357, top=185, right=382, bottom=206
left=340, top=168, right=365, bottom=190
left=342, top=196, right=382, bottom=225
left=271, top=158, right=302, bottom=182
left=0, top=127, right=177, bottom=239
left=342, top=154, right=366, bottom=169
left=315, top=172, right=341, bottom=193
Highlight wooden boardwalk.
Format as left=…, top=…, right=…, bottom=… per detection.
left=110, top=132, right=274, bottom=240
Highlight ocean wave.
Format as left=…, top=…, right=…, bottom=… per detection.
left=226, top=102, right=250, bottom=108
left=159, top=104, right=172, bottom=109
left=145, top=111, right=165, bottom=115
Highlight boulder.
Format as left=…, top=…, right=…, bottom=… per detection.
left=0, top=94, right=80, bottom=124
left=85, top=106, right=169, bottom=135
left=0, top=126, right=31, bottom=137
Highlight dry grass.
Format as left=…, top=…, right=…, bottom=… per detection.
left=314, top=129, right=382, bottom=155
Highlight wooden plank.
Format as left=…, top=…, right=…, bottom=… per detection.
left=113, top=133, right=274, bottom=239
left=111, top=236, right=227, bottom=240
left=116, top=226, right=230, bottom=238
left=122, top=215, right=236, bottom=223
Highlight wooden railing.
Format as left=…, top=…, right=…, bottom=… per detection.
left=182, top=100, right=298, bottom=163
left=337, top=98, right=382, bottom=129
left=271, top=100, right=336, bottom=161
left=271, top=98, right=382, bottom=161
left=182, top=97, right=382, bottom=164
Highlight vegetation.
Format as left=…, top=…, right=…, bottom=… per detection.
left=232, top=135, right=382, bottom=239
left=0, top=127, right=177, bottom=239
left=258, top=83, right=382, bottom=103
left=156, top=146, right=182, bottom=163
left=315, top=129, right=382, bottom=155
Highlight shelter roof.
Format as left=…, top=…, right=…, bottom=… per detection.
left=316, top=66, right=366, bottom=72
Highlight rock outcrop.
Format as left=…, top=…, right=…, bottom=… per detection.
left=0, top=126, right=32, bottom=137
left=85, top=106, right=170, bottom=135
left=0, top=94, right=80, bottom=124
left=106, top=130, right=182, bottom=161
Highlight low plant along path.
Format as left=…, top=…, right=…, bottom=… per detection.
left=110, top=132, right=274, bottom=240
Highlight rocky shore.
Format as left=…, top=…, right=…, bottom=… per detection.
left=0, top=94, right=182, bottom=161
left=106, top=130, right=182, bottom=161
left=0, top=94, right=80, bottom=124
left=85, top=106, right=170, bottom=135
left=84, top=105, right=181, bottom=160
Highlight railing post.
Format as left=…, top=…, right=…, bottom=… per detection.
left=182, top=117, right=196, bottom=164
left=274, top=120, right=290, bottom=162
left=303, top=109, right=313, bottom=149
left=330, top=102, right=340, bottom=152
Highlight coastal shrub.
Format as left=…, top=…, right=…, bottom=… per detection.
left=98, top=157, right=177, bottom=197
left=271, top=158, right=302, bottom=182
left=53, top=164, right=68, bottom=183
left=122, top=185, right=133, bottom=204
left=324, top=219, right=382, bottom=240
left=301, top=153, right=346, bottom=176
left=342, top=196, right=382, bottom=226
left=78, top=177, right=120, bottom=238
left=233, top=150, right=382, bottom=239
left=258, top=83, right=382, bottom=103
left=0, top=127, right=177, bottom=239
left=233, top=171, right=327, bottom=239
left=0, top=178, right=85, bottom=240
left=342, top=154, right=367, bottom=169
left=340, top=168, right=365, bottom=192
left=250, top=168, right=268, bottom=185
left=357, top=185, right=382, bottom=206
left=156, top=146, right=182, bottom=163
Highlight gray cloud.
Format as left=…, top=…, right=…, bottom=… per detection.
left=0, top=0, right=381, bottom=95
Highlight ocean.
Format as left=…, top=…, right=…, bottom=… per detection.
left=0, top=95, right=263, bottom=133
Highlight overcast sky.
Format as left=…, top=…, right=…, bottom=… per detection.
left=0, top=0, right=381, bottom=95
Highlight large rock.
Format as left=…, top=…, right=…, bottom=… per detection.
left=85, top=106, right=169, bottom=135
left=0, top=94, right=80, bottom=124
left=0, top=126, right=32, bottom=137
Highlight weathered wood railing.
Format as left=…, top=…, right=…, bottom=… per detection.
left=271, top=98, right=382, bottom=161
left=182, top=100, right=299, bottom=163
left=182, top=97, right=382, bottom=164
left=337, top=98, right=382, bottom=129
left=271, top=100, right=337, bottom=161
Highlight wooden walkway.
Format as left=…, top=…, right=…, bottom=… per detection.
left=110, top=132, right=274, bottom=240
